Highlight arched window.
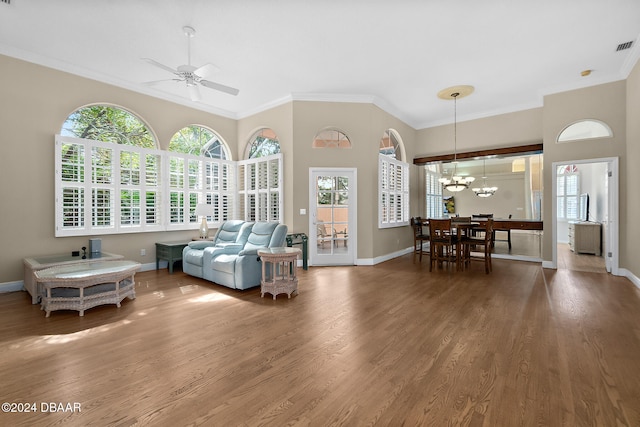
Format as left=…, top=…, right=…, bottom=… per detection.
left=313, top=128, right=351, bottom=148
left=557, top=119, right=612, bottom=143
left=169, top=125, right=230, bottom=160
left=378, top=129, right=409, bottom=228
left=379, top=129, right=405, bottom=161
left=57, top=104, right=160, bottom=236
left=245, top=128, right=280, bottom=159
left=61, top=104, right=156, bottom=148
left=238, top=128, right=283, bottom=222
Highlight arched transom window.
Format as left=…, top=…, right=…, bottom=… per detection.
left=61, top=104, right=156, bottom=148
left=379, top=129, right=404, bottom=161
left=245, top=128, right=280, bottom=159
left=169, top=125, right=230, bottom=160
left=557, top=119, right=613, bottom=143
left=313, top=128, right=351, bottom=148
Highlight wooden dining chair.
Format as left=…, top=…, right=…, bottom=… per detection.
left=461, top=218, right=494, bottom=273
left=428, top=218, right=456, bottom=271
left=411, top=217, right=429, bottom=262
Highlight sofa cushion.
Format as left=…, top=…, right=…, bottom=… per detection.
left=211, top=254, right=237, bottom=274
left=244, top=222, right=279, bottom=251
left=214, top=220, right=246, bottom=244
left=183, top=248, right=205, bottom=266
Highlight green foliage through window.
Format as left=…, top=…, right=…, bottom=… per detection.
left=246, top=128, right=280, bottom=159
left=169, top=125, right=228, bottom=159
left=61, top=105, right=155, bottom=148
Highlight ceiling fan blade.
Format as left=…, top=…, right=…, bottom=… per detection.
left=142, top=58, right=178, bottom=75
left=142, top=78, right=179, bottom=86
left=187, top=84, right=201, bottom=102
left=194, top=63, right=220, bottom=79
left=200, top=79, right=240, bottom=96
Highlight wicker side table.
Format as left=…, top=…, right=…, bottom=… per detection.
left=258, top=247, right=302, bottom=300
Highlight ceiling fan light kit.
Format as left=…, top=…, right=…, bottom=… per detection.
left=142, top=26, right=239, bottom=101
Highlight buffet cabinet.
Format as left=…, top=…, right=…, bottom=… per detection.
left=568, top=221, right=601, bottom=256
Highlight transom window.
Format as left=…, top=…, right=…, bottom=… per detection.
left=61, top=104, right=156, bottom=148
left=169, top=125, right=230, bottom=160
left=313, top=128, right=351, bottom=148
left=557, top=119, right=612, bottom=143
left=245, top=128, right=280, bottom=159
left=379, top=129, right=404, bottom=161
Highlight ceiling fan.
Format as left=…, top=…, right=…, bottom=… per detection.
left=142, top=26, right=239, bottom=101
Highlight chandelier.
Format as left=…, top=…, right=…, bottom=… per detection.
left=472, top=159, right=498, bottom=197
left=437, top=86, right=475, bottom=192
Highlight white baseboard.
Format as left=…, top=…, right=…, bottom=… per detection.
left=357, top=247, right=413, bottom=266
left=618, top=268, right=640, bottom=289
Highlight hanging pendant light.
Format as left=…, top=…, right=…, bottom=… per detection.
left=437, top=86, right=475, bottom=192
left=472, top=159, right=498, bottom=197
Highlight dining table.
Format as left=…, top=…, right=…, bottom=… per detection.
left=420, top=218, right=479, bottom=271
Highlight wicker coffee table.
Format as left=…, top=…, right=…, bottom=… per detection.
left=34, top=260, right=140, bottom=317
left=258, top=247, right=301, bottom=300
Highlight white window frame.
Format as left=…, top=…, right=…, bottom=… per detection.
left=378, top=154, right=409, bottom=228
left=237, top=153, right=283, bottom=223
left=425, top=165, right=443, bottom=219
left=55, top=135, right=245, bottom=236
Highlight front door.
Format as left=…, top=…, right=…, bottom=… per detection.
left=309, top=168, right=357, bottom=266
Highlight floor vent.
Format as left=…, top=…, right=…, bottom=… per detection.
left=616, top=41, right=633, bottom=51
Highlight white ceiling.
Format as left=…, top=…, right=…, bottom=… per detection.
left=1, top=0, right=639, bottom=129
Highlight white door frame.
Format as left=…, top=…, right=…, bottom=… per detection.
left=550, top=157, right=619, bottom=274
left=309, top=168, right=357, bottom=266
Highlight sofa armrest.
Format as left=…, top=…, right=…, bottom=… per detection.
left=188, top=240, right=215, bottom=250
left=238, top=247, right=265, bottom=257
left=205, top=244, right=243, bottom=258
left=215, top=242, right=244, bottom=251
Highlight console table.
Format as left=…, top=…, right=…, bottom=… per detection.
left=23, top=252, right=123, bottom=304
left=258, top=247, right=301, bottom=300
left=34, top=260, right=140, bottom=317
left=155, top=241, right=189, bottom=273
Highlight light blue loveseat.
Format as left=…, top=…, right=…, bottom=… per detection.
left=182, top=221, right=288, bottom=290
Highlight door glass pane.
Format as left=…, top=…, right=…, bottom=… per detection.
left=316, top=174, right=350, bottom=255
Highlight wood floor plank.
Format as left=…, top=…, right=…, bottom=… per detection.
left=1, top=255, right=639, bottom=426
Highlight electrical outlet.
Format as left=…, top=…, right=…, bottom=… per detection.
left=140, top=249, right=146, bottom=256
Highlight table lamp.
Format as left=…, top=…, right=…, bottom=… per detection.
left=195, top=203, right=214, bottom=239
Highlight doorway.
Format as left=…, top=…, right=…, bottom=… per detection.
left=551, top=157, right=618, bottom=274
left=309, top=168, right=357, bottom=266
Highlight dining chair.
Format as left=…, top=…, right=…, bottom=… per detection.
left=493, top=214, right=512, bottom=249
left=471, top=214, right=492, bottom=238
left=461, top=218, right=494, bottom=273
left=428, top=218, right=456, bottom=272
left=411, top=217, right=429, bottom=262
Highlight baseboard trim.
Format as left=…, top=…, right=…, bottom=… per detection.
left=356, top=247, right=414, bottom=266
left=0, top=280, right=25, bottom=294
left=618, top=268, right=640, bottom=289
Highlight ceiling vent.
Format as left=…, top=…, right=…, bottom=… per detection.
left=616, top=41, right=633, bottom=52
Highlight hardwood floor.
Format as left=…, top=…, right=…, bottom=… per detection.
left=1, top=256, right=639, bottom=426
